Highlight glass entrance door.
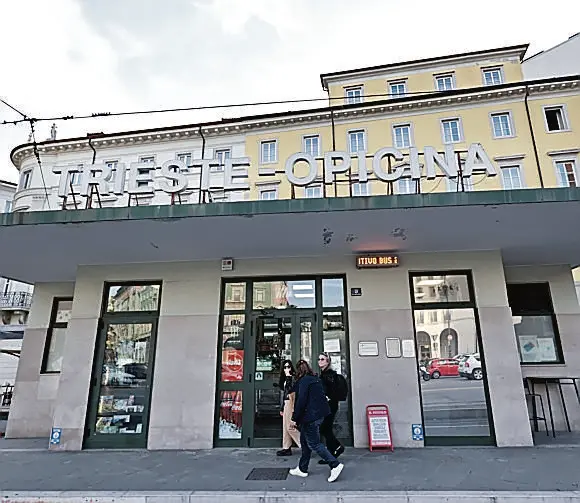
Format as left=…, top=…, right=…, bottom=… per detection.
left=84, top=318, right=158, bottom=448
left=250, top=313, right=316, bottom=447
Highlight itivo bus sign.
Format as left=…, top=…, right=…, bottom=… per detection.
left=52, top=143, right=497, bottom=198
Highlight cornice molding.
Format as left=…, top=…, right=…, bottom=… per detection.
left=11, top=78, right=580, bottom=169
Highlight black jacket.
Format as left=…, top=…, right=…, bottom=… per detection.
left=279, top=375, right=296, bottom=411
left=292, top=374, right=331, bottom=425
left=320, top=367, right=338, bottom=403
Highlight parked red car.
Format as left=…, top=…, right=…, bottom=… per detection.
left=427, top=358, right=460, bottom=378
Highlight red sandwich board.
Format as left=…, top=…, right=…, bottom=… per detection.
left=366, top=404, right=394, bottom=452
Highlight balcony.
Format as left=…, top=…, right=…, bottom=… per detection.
left=0, top=292, right=32, bottom=311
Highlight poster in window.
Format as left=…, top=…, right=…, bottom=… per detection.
left=519, top=335, right=539, bottom=362
left=538, top=338, right=557, bottom=362
left=221, top=349, right=244, bottom=382
left=218, top=390, right=243, bottom=439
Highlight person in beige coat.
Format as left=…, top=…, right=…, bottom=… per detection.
left=277, top=359, right=301, bottom=456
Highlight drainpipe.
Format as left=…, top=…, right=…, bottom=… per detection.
left=330, top=109, right=337, bottom=197
left=88, top=137, right=97, bottom=164
left=199, top=126, right=207, bottom=203
left=524, top=85, right=544, bottom=188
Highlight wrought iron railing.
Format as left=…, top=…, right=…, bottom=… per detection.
left=0, top=292, right=32, bottom=310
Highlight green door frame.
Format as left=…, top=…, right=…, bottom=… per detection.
left=248, top=311, right=318, bottom=448
left=214, top=275, right=353, bottom=448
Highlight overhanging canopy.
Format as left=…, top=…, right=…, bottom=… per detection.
left=1, top=188, right=580, bottom=284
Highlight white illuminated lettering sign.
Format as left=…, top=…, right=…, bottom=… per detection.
left=51, top=143, right=496, bottom=198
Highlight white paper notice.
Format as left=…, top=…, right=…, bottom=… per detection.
left=369, top=416, right=391, bottom=445
left=324, top=338, right=341, bottom=353
left=358, top=341, right=379, bottom=357
left=386, top=338, right=402, bottom=358
left=538, top=338, right=557, bottom=362
left=402, top=340, right=416, bottom=358
left=519, top=335, right=539, bottom=363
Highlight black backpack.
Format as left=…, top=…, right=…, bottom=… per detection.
left=332, top=373, right=349, bottom=402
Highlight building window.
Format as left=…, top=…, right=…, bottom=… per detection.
left=260, top=141, right=277, bottom=164
left=214, top=149, right=231, bottom=172
left=507, top=283, right=563, bottom=364
left=389, top=81, right=407, bottom=96
left=441, top=119, right=462, bottom=144
left=393, top=124, right=412, bottom=149
left=352, top=182, right=369, bottom=196
left=397, top=178, right=416, bottom=195
left=105, top=160, right=118, bottom=182
left=70, top=165, right=83, bottom=186
left=345, top=86, right=363, bottom=104
left=435, top=74, right=455, bottom=91
left=259, top=188, right=278, bottom=200
left=177, top=153, right=192, bottom=169
left=41, top=298, right=73, bottom=373
left=491, top=113, right=514, bottom=138
left=305, top=185, right=322, bottom=198
left=544, top=106, right=569, bottom=132
left=4, top=200, right=12, bottom=212
left=139, top=156, right=155, bottom=164
left=348, top=130, right=366, bottom=153
left=482, top=68, right=503, bottom=86
left=303, top=135, right=320, bottom=157
left=501, top=166, right=523, bottom=189
left=19, top=170, right=32, bottom=190
left=555, top=160, right=577, bottom=187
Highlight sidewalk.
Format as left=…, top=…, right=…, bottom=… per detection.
left=0, top=439, right=579, bottom=501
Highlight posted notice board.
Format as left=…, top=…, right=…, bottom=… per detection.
left=366, top=404, right=394, bottom=452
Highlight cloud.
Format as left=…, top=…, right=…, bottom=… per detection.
left=1, top=0, right=580, bottom=183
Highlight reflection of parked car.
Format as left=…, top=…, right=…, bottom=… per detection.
left=426, top=358, right=459, bottom=378
left=459, top=353, right=483, bottom=380
left=123, top=363, right=148, bottom=380
left=102, top=365, right=135, bottom=386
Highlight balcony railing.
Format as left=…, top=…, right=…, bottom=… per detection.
left=0, top=292, right=32, bottom=310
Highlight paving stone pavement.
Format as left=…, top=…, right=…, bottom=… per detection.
left=0, top=441, right=580, bottom=492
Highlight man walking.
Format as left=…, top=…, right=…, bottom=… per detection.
left=289, top=360, right=344, bottom=483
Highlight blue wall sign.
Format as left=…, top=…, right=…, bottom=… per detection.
left=412, top=424, right=424, bottom=441
left=50, top=428, right=62, bottom=445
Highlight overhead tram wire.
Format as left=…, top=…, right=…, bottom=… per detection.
left=0, top=97, right=51, bottom=209
left=0, top=89, right=447, bottom=127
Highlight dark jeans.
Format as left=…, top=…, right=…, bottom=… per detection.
left=298, top=418, right=339, bottom=473
left=320, top=401, right=342, bottom=454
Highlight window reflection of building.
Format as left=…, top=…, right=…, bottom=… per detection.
left=108, top=285, right=159, bottom=312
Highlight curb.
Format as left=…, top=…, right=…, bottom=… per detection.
left=2, top=492, right=580, bottom=503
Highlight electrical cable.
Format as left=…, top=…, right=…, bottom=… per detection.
left=0, top=89, right=451, bottom=127
left=0, top=97, right=51, bottom=209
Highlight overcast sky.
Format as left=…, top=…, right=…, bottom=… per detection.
left=1, top=0, right=579, bottom=182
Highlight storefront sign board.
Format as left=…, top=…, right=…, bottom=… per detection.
left=366, top=404, right=394, bottom=451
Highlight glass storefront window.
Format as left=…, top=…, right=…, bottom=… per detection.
left=95, top=322, right=153, bottom=435
left=218, top=390, right=243, bottom=439
left=322, top=311, right=351, bottom=444
left=507, top=282, right=563, bottom=364
left=224, top=283, right=246, bottom=311
left=513, top=315, right=560, bottom=363
left=414, top=308, right=490, bottom=438
left=253, top=280, right=315, bottom=309
left=413, top=274, right=471, bottom=304
left=221, top=314, right=245, bottom=382
left=106, top=285, right=160, bottom=313
left=322, top=278, right=345, bottom=307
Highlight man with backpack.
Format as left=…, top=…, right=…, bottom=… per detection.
left=317, top=352, right=348, bottom=464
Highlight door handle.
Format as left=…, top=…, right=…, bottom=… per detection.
left=249, top=373, right=252, bottom=383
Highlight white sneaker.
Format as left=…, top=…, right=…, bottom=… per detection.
left=328, top=463, right=344, bottom=483
left=289, top=467, right=308, bottom=478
